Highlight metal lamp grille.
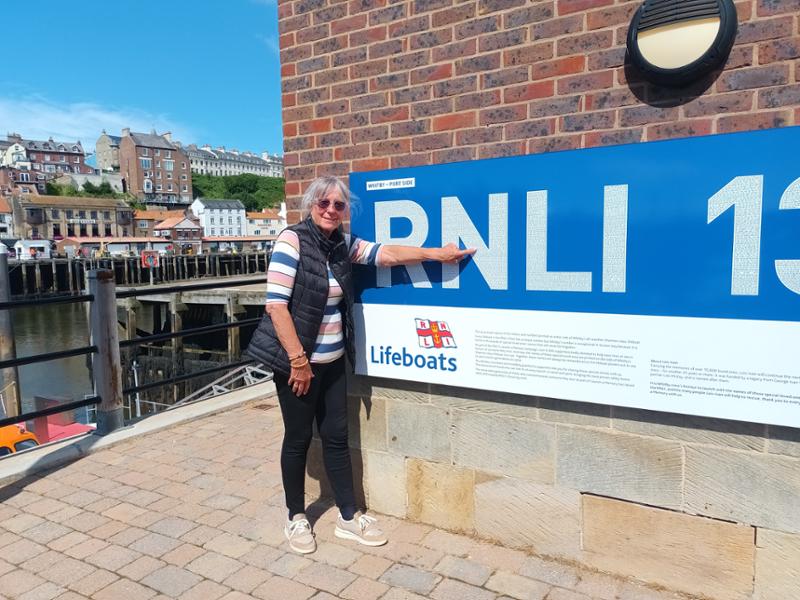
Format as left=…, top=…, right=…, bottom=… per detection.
left=639, top=0, right=720, bottom=31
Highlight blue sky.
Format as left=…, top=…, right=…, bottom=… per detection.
left=0, top=0, right=283, bottom=157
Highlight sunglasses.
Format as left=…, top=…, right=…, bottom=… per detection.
left=316, top=198, right=347, bottom=212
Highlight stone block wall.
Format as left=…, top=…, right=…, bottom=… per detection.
left=278, top=1, right=800, bottom=597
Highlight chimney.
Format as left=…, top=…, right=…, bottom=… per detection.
left=163, top=132, right=172, bottom=142
left=217, top=146, right=225, bottom=152
left=122, top=128, right=130, bottom=137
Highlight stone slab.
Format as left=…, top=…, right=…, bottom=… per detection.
left=348, top=394, right=387, bottom=451
left=685, top=446, right=800, bottom=533
left=583, top=495, right=755, bottom=600
left=755, top=528, right=800, bottom=599
left=407, top=459, right=474, bottom=533
left=387, top=402, right=451, bottom=462
left=451, top=411, right=555, bottom=482
left=365, top=451, right=407, bottom=517
left=556, top=427, right=683, bottom=509
left=474, top=477, right=581, bottom=560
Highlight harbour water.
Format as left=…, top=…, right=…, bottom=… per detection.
left=7, top=303, right=94, bottom=413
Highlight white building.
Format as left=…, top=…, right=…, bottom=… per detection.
left=180, top=143, right=284, bottom=178
left=1, top=142, right=31, bottom=170
left=246, top=202, right=287, bottom=236
left=0, top=197, right=13, bottom=238
left=189, top=198, right=246, bottom=237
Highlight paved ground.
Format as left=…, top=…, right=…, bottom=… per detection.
left=0, top=399, right=692, bottom=600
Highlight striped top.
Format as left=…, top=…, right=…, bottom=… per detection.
left=266, top=229, right=382, bottom=363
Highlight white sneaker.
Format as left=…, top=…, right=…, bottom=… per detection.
left=284, top=513, right=316, bottom=554
left=335, top=512, right=388, bottom=546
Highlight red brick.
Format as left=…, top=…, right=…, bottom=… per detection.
left=372, top=139, right=412, bottom=156
left=478, top=142, right=526, bottom=159
left=434, top=147, right=476, bottom=163
left=584, top=90, right=636, bottom=111
left=393, top=85, right=432, bottom=104
left=480, top=28, right=527, bottom=52
left=557, top=31, right=613, bottom=56
left=560, top=110, right=615, bottom=132
left=391, top=153, right=431, bottom=168
left=557, top=0, right=613, bottom=16
left=352, top=157, right=390, bottom=171
left=683, top=92, right=754, bottom=118
left=455, top=16, right=500, bottom=40
left=284, top=123, right=298, bottom=137
left=504, top=42, right=554, bottom=66
left=759, top=38, right=800, bottom=64
left=456, top=53, right=502, bottom=75
left=433, top=112, right=477, bottom=131
left=335, top=144, right=370, bottom=161
left=332, top=14, right=368, bottom=35
left=332, top=81, right=369, bottom=99
left=370, top=73, right=410, bottom=92
left=758, top=85, right=800, bottom=109
left=717, top=65, right=790, bottom=92
left=389, top=15, right=430, bottom=37
left=532, top=15, right=584, bottom=40
left=717, top=110, right=792, bottom=133
left=411, top=64, right=453, bottom=85
left=531, top=95, right=583, bottom=117
left=456, top=126, right=504, bottom=145
left=349, top=26, right=387, bottom=46
left=456, top=90, right=503, bottom=110
left=619, top=106, right=679, bottom=128
left=588, top=47, right=626, bottom=71
left=392, top=120, right=431, bottom=136
left=333, top=47, right=367, bottom=67
left=315, top=99, right=349, bottom=117
left=505, top=3, right=554, bottom=27
left=314, top=4, right=347, bottom=24
left=283, top=106, right=314, bottom=122
left=282, top=92, right=297, bottom=108
left=586, top=4, right=638, bottom=30
left=352, top=93, right=387, bottom=110
left=433, top=5, right=477, bottom=28
left=505, top=118, right=555, bottom=140
left=735, top=17, right=793, bottom=44
left=412, top=98, right=453, bottom=118
left=412, top=133, right=453, bottom=151
left=434, top=75, right=478, bottom=97
left=646, top=121, right=713, bottom=141
left=433, top=39, right=477, bottom=62
left=504, top=81, right=555, bottom=103
left=299, top=118, right=332, bottom=135
left=317, top=131, right=350, bottom=147
left=757, top=0, right=800, bottom=16
left=350, top=59, right=388, bottom=79
left=370, top=40, right=406, bottom=60
left=284, top=153, right=300, bottom=167
left=531, top=56, right=585, bottom=80
left=391, top=50, right=430, bottom=72
left=285, top=181, right=301, bottom=196
left=557, top=70, right=613, bottom=94
left=480, top=105, right=528, bottom=125
left=482, top=66, right=530, bottom=89
left=529, top=134, right=581, bottom=154
left=371, top=106, right=410, bottom=124
left=370, top=4, right=406, bottom=25
left=280, top=32, right=295, bottom=49
left=352, top=126, right=389, bottom=143
left=300, top=148, right=334, bottom=165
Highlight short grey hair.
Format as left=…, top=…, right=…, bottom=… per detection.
left=301, top=176, right=352, bottom=215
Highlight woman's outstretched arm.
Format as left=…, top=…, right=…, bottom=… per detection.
left=378, top=242, right=475, bottom=267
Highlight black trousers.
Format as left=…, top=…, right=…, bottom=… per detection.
left=274, top=356, right=356, bottom=519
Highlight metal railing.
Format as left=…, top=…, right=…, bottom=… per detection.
left=0, top=247, right=269, bottom=441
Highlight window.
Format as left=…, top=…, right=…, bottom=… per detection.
left=60, top=155, right=66, bottom=162
left=79, top=224, right=87, bottom=236
left=103, top=211, right=110, bottom=219
left=237, top=216, right=241, bottom=223
left=72, top=145, right=79, bottom=152
left=156, top=160, right=161, bottom=168
left=123, top=228, right=129, bottom=237
left=155, top=149, right=160, bottom=156
left=166, top=150, right=172, bottom=158
left=138, top=220, right=148, bottom=229
left=156, top=171, right=161, bottom=179
left=44, top=165, right=55, bottom=173
left=78, top=210, right=86, bottom=218
left=164, top=160, right=174, bottom=171
left=0, top=447, right=11, bottom=457
left=167, top=184, right=173, bottom=191
left=32, top=227, right=39, bottom=238
left=210, top=228, right=216, bottom=236
left=182, top=185, right=188, bottom=192
left=67, top=223, right=75, bottom=236
left=19, top=173, right=30, bottom=182
left=74, top=156, right=80, bottom=163
left=66, top=210, right=73, bottom=218
left=228, top=217, right=232, bottom=225
left=156, top=184, right=162, bottom=191
left=30, top=153, right=37, bottom=160
left=90, top=211, right=97, bottom=219
left=142, top=148, right=149, bottom=156
left=15, top=440, right=38, bottom=452
left=181, top=174, right=187, bottom=180
left=254, top=229, right=261, bottom=235
left=91, top=224, right=99, bottom=237
left=140, top=158, right=152, bottom=169
left=51, top=209, right=59, bottom=219
left=166, top=172, right=172, bottom=179
left=104, top=224, right=112, bottom=236
left=52, top=224, right=61, bottom=237
left=143, top=179, right=153, bottom=193
left=44, top=154, right=50, bottom=161
left=210, top=217, right=215, bottom=224
left=181, top=162, right=186, bottom=169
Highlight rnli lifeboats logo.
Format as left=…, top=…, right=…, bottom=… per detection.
left=415, top=319, right=456, bottom=349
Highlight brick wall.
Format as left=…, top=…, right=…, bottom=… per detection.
left=281, top=2, right=800, bottom=597
left=279, top=0, right=800, bottom=222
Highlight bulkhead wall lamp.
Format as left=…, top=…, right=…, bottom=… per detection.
left=626, top=0, right=738, bottom=87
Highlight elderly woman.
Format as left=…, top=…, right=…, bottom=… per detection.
left=247, top=176, right=473, bottom=554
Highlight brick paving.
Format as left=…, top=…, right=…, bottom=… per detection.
left=0, top=401, right=693, bottom=600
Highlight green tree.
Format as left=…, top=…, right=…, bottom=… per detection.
left=192, top=173, right=284, bottom=211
